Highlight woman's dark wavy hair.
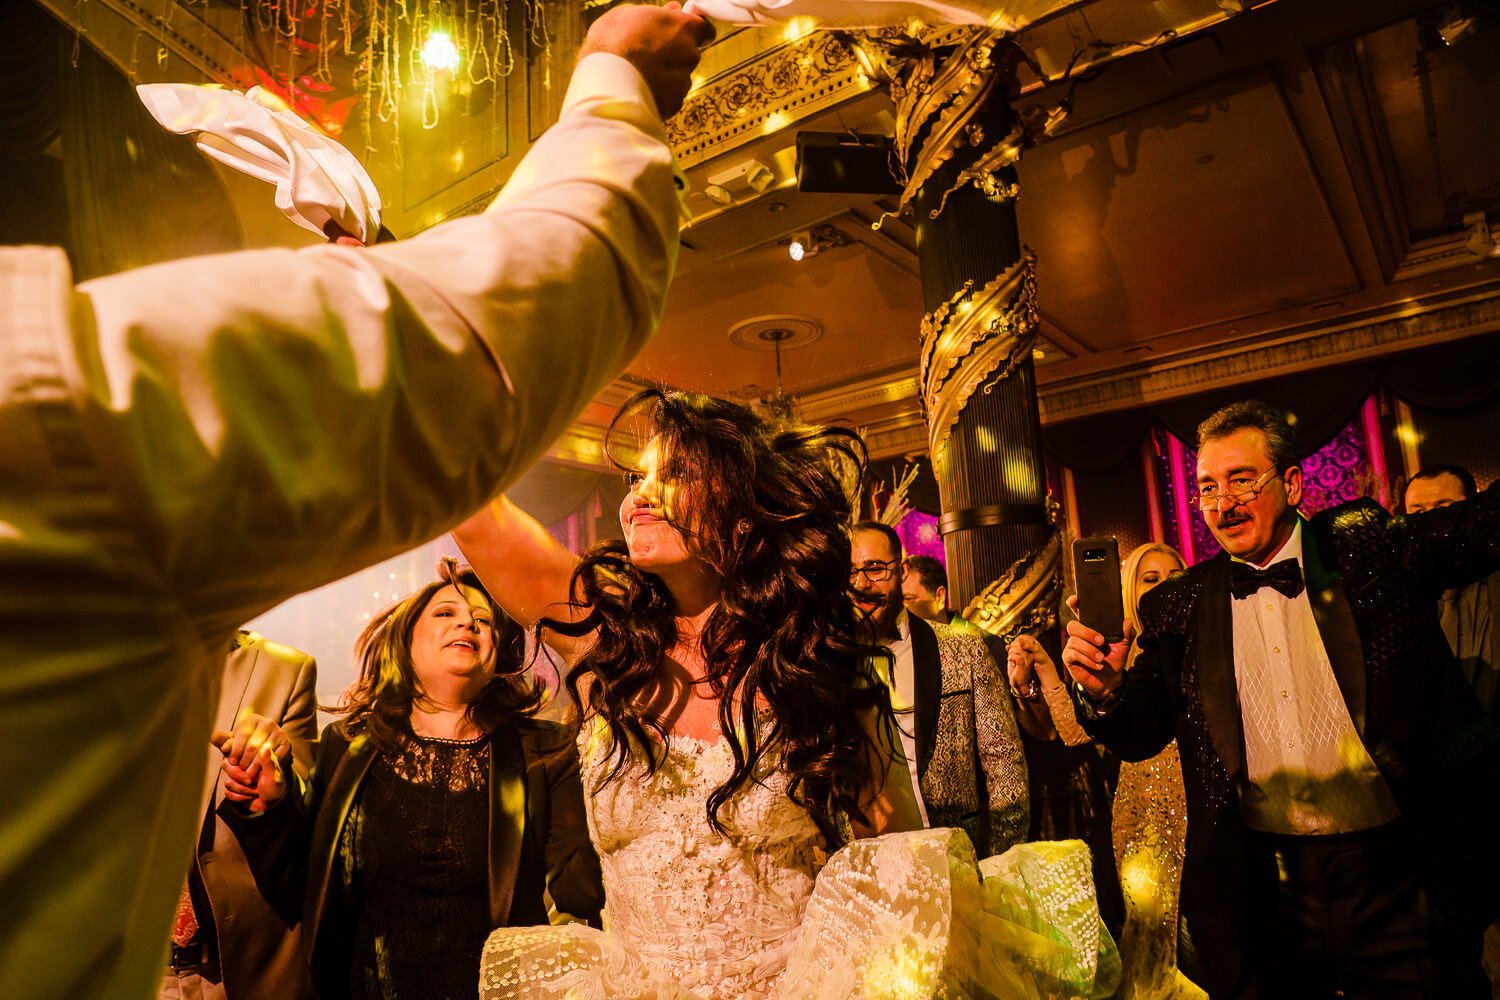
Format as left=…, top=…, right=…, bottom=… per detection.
left=547, top=388, right=895, bottom=843
left=332, top=558, right=542, bottom=752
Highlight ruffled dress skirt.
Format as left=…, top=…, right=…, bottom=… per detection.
left=480, top=829, right=1119, bottom=1000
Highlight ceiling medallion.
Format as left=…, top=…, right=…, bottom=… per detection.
left=729, top=316, right=824, bottom=421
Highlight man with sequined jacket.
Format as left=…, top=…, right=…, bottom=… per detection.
left=1062, top=399, right=1500, bottom=999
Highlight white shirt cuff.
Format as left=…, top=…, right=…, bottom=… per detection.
left=564, top=52, right=660, bottom=121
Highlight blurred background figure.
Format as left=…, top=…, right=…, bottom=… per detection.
left=902, top=554, right=956, bottom=625
left=1109, top=543, right=1203, bottom=1000
left=1007, top=543, right=1196, bottom=994
left=852, top=521, right=1030, bottom=856
left=162, top=632, right=318, bottom=1000
left=1405, top=464, right=1498, bottom=723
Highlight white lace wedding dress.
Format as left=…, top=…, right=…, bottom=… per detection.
left=479, top=721, right=1118, bottom=1000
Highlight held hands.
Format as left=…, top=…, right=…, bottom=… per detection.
left=1005, top=633, right=1050, bottom=702
left=580, top=2, right=716, bottom=119
left=1060, top=594, right=1133, bottom=704
left=213, top=710, right=293, bottom=812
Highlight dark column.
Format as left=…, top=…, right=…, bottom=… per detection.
left=895, top=32, right=1059, bottom=637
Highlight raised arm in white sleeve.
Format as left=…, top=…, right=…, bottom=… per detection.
left=74, top=51, right=679, bottom=632
left=0, top=50, right=678, bottom=1000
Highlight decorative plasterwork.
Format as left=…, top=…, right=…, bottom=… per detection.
left=1395, top=231, right=1500, bottom=282
left=1038, top=292, right=1500, bottom=423
left=36, top=0, right=240, bottom=84
left=666, top=30, right=878, bottom=169
left=858, top=415, right=928, bottom=459
left=919, top=251, right=1039, bottom=461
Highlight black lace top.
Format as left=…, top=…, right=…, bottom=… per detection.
left=340, top=732, right=491, bottom=1000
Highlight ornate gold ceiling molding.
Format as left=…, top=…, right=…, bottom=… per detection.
left=1038, top=290, right=1500, bottom=423
left=666, top=30, right=878, bottom=170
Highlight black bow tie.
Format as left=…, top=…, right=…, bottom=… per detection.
left=1229, top=558, right=1304, bottom=600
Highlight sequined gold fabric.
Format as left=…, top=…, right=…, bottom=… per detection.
left=1111, top=741, right=1205, bottom=1000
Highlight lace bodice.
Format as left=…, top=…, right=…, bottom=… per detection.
left=579, top=721, right=829, bottom=1000
left=481, top=725, right=1118, bottom=1000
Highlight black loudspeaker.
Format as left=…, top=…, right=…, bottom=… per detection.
left=795, top=132, right=902, bottom=195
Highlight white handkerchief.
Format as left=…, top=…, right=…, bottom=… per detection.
left=137, top=83, right=383, bottom=244
left=681, top=0, right=1056, bottom=29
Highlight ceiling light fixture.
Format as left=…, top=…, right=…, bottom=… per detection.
left=1437, top=11, right=1479, bottom=44
left=788, top=231, right=812, bottom=261
left=728, top=316, right=823, bottom=422
left=421, top=31, right=461, bottom=72
left=760, top=328, right=797, bottom=420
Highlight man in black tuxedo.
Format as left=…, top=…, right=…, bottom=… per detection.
left=1063, top=400, right=1500, bottom=999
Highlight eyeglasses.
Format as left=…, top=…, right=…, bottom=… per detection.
left=1196, top=467, right=1281, bottom=511
left=850, top=559, right=899, bottom=584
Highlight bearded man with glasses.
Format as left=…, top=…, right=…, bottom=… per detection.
left=847, top=521, right=1029, bottom=857
left=1062, top=399, right=1500, bottom=1000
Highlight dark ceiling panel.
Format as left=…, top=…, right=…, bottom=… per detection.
left=1016, top=67, right=1361, bottom=351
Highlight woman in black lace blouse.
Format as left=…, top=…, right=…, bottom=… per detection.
left=217, top=561, right=602, bottom=1000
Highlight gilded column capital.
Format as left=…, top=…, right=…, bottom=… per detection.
left=851, top=27, right=1052, bottom=223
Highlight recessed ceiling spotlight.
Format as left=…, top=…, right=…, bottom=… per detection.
left=788, top=230, right=812, bottom=262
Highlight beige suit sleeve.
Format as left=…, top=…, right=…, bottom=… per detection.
left=278, top=649, right=319, bottom=782
left=68, top=53, right=678, bottom=635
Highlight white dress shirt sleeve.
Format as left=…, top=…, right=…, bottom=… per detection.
left=69, top=51, right=679, bottom=634
left=0, top=50, right=676, bottom=1000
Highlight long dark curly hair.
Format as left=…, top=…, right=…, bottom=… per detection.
left=334, top=559, right=542, bottom=752
left=548, top=388, right=895, bottom=842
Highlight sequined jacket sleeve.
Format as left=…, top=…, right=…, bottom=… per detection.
left=1076, top=579, right=1189, bottom=764
left=1383, top=481, right=1500, bottom=594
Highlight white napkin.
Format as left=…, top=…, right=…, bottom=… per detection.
left=137, top=83, right=383, bottom=244
left=681, top=0, right=1048, bottom=29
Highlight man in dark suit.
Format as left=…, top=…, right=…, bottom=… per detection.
left=1405, top=464, right=1500, bottom=722
left=162, top=631, right=318, bottom=1000
left=902, top=554, right=956, bottom=625
left=850, top=522, right=1029, bottom=856
left=1063, top=400, right=1500, bottom=998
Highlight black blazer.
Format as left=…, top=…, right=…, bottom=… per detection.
left=1080, top=490, right=1500, bottom=997
left=222, top=718, right=603, bottom=1000
left=907, top=613, right=944, bottom=781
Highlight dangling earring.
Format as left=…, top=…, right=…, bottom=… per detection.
left=735, top=519, right=751, bottom=535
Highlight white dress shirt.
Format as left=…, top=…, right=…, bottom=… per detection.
left=884, top=610, right=932, bottom=826
left=1232, top=522, right=1400, bottom=834
left=0, top=52, right=677, bottom=1000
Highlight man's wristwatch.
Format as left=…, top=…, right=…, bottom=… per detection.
left=1075, top=682, right=1123, bottom=716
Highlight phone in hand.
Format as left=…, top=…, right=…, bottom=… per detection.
left=1072, top=535, right=1125, bottom=643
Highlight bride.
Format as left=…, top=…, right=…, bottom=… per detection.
left=453, top=388, right=1116, bottom=1000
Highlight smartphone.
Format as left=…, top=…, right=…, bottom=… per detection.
left=1072, top=535, right=1125, bottom=643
